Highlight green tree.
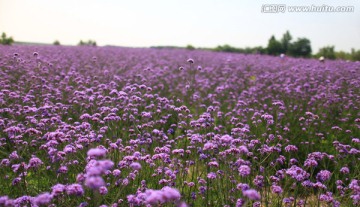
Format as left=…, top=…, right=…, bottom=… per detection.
left=335, top=51, right=351, bottom=60
left=186, top=44, right=195, bottom=50
left=214, top=44, right=241, bottom=53
left=351, top=48, right=360, bottom=61
left=89, top=40, right=97, bottom=46
left=267, top=35, right=283, bottom=55
left=79, top=40, right=96, bottom=46
left=252, top=46, right=267, bottom=54
left=281, top=31, right=292, bottom=54
left=53, top=40, right=61, bottom=45
left=316, top=46, right=336, bottom=59
left=289, top=38, right=312, bottom=57
left=0, top=32, right=14, bottom=45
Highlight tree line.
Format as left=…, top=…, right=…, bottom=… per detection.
left=209, top=31, right=360, bottom=61
left=0, top=32, right=96, bottom=47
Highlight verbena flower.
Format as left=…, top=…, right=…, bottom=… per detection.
left=316, top=170, right=332, bottom=182
left=243, top=189, right=261, bottom=200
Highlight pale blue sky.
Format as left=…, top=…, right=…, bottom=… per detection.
left=0, top=0, right=359, bottom=52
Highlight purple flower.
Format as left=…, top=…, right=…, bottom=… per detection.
left=161, top=186, right=181, bottom=200
left=207, top=172, right=217, bottom=179
left=177, top=202, right=188, bottom=207
left=243, top=189, right=261, bottom=200
left=85, top=176, right=105, bottom=189
left=236, top=198, right=245, bottom=207
left=58, top=165, right=68, bottom=173
left=238, top=165, right=251, bottom=177
left=66, top=184, right=84, bottom=196
left=340, top=167, right=350, bottom=174
left=285, top=145, right=298, bottom=152
left=144, top=187, right=181, bottom=205
left=237, top=183, right=250, bottom=191
left=112, top=169, right=121, bottom=177
left=283, top=197, right=294, bottom=204
left=99, top=186, right=108, bottom=195
left=220, top=134, right=233, bottom=144
left=12, top=177, right=21, bottom=185
left=304, top=158, right=318, bottom=167
left=286, top=165, right=309, bottom=181
left=253, top=175, right=264, bottom=188
left=9, top=151, right=19, bottom=160
left=319, top=192, right=334, bottom=203
left=28, top=156, right=44, bottom=169
left=51, top=184, right=66, bottom=196
left=316, top=170, right=332, bottom=182
left=33, top=192, right=52, bottom=205
left=129, top=162, right=141, bottom=170
left=87, top=148, right=107, bottom=158
left=271, top=185, right=283, bottom=194
left=253, top=201, right=261, bottom=207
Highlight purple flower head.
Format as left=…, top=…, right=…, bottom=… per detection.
left=253, top=175, right=264, bottom=188
left=9, top=151, right=19, bottom=160
left=283, top=197, right=294, bottom=204
left=178, top=202, right=188, bottom=207
left=316, top=170, right=332, bottom=182
left=85, top=176, right=105, bottom=189
left=203, top=142, right=217, bottom=151
left=99, top=186, right=108, bottom=195
left=238, top=165, right=251, bottom=177
left=208, top=161, right=219, bottom=168
left=236, top=198, right=245, bottom=207
left=28, top=156, right=44, bottom=169
left=144, top=187, right=181, bottom=205
left=271, top=185, right=283, bottom=194
left=340, top=167, right=349, bottom=174
left=253, top=201, right=261, bottom=207
left=58, top=165, right=68, bottom=174
left=207, top=172, right=217, bottom=179
left=51, top=184, right=66, bottom=196
left=285, top=145, right=298, bottom=152
left=14, top=196, right=31, bottom=206
left=87, top=148, right=107, bottom=158
left=145, top=190, right=164, bottom=205
left=243, top=189, right=261, bottom=200
left=161, top=186, right=181, bottom=200
left=237, top=183, right=250, bottom=191
left=220, top=134, right=233, bottom=144
left=97, top=160, right=114, bottom=171
left=113, top=169, right=121, bottom=177
left=304, top=158, right=318, bottom=167
left=66, top=184, right=84, bottom=196
left=130, top=162, right=141, bottom=171
left=286, top=165, right=309, bottom=181
left=33, top=192, right=52, bottom=205
left=319, top=192, right=334, bottom=203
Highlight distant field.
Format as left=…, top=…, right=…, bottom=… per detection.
left=0, top=45, right=359, bottom=207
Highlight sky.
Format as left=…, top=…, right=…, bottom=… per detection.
left=0, top=0, right=359, bottom=52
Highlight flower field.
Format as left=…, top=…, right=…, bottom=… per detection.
left=0, top=45, right=359, bottom=207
